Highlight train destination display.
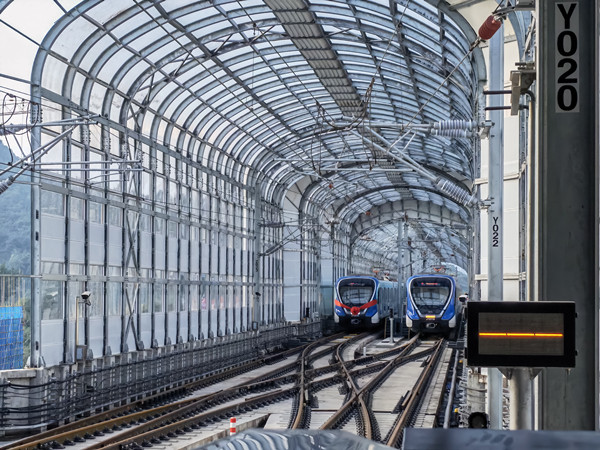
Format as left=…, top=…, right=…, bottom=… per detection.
left=466, top=301, right=576, bottom=367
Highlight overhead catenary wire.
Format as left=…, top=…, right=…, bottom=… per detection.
left=0, top=87, right=260, bottom=205
left=352, top=127, right=477, bottom=207
left=132, top=0, right=321, bottom=170
left=0, top=125, right=77, bottom=195
left=0, top=0, right=482, bottom=230
left=309, top=7, right=485, bottom=214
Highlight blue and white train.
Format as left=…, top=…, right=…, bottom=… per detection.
left=405, top=274, right=464, bottom=335
left=334, top=275, right=398, bottom=329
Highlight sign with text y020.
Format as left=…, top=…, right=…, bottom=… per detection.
left=555, top=2, right=579, bottom=112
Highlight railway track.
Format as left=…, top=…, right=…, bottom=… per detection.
left=4, top=332, right=457, bottom=449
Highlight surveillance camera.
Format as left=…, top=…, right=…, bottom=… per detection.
left=80, top=291, right=92, bottom=300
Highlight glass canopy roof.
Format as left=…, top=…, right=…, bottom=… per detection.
left=1, top=0, right=486, bottom=272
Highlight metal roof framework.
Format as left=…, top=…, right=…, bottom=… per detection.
left=17, top=0, right=486, bottom=272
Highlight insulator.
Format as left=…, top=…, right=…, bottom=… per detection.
left=435, top=120, right=477, bottom=131
left=432, top=129, right=470, bottom=138
left=478, top=15, right=502, bottom=41
left=436, top=178, right=476, bottom=206
left=0, top=177, right=14, bottom=195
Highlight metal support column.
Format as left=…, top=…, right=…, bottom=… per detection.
left=397, top=220, right=406, bottom=336
left=508, top=94, right=537, bottom=431
left=508, top=369, right=534, bottom=429
left=487, top=21, right=505, bottom=430
left=29, top=85, right=42, bottom=368
left=538, top=0, right=598, bottom=430
left=252, top=186, right=263, bottom=326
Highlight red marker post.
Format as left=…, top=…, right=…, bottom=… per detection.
left=229, top=417, right=236, bottom=435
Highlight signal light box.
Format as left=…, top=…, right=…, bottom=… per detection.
left=466, top=301, right=576, bottom=368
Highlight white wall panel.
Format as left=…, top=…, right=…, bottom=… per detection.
left=167, top=313, right=177, bottom=343
left=189, top=312, right=198, bottom=340
left=125, top=317, right=137, bottom=351
left=180, top=239, right=189, bottom=272
left=108, top=225, right=122, bottom=265
left=140, top=232, right=152, bottom=268
left=283, top=251, right=301, bottom=321
left=179, top=311, right=188, bottom=341
left=227, top=247, right=233, bottom=275
left=41, top=215, right=65, bottom=261
left=154, top=313, right=166, bottom=345
left=88, top=317, right=103, bottom=358
left=242, top=250, right=249, bottom=276
left=211, top=244, right=218, bottom=273
left=201, top=245, right=209, bottom=272
left=89, top=223, right=105, bottom=265
left=200, top=285, right=209, bottom=339
left=191, top=244, right=200, bottom=273
left=140, top=314, right=152, bottom=348
left=504, top=179, right=521, bottom=274
left=219, top=245, right=226, bottom=274
left=283, top=286, right=300, bottom=322
left=69, top=221, right=85, bottom=262
left=107, top=316, right=121, bottom=354
left=155, top=238, right=166, bottom=269
left=168, top=238, right=178, bottom=270
left=209, top=290, right=217, bottom=337
left=41, top=320, right=64, bottom=366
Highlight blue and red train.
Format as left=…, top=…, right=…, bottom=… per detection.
left=333, top=275, right=397, bottom=328
left=333, top=274, right=464, bottom=336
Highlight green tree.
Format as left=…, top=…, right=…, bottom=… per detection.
left=0, top=140, right=31, bottom=275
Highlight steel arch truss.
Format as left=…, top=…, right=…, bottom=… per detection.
left=349, top=199, right=470, bottom=275
left=14, top=0, right=485, bottom=365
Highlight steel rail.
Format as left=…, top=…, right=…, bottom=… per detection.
left=318, top=334, right=422, bottom=433
left=290, top=332, right=373, bottom=429
left=5, top=333, right=345, bottom=450
left=102, top=334, right=369, bottom=448
left=6, top=332, right=382, bottom=450
left=1, top=345, right=308, bottom=449
left=95, top=389, right=294, bottom=449
left=385, top=338, right=445, bottom=448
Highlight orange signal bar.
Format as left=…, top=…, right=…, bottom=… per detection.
left=480, top=332, right=563, bottom=338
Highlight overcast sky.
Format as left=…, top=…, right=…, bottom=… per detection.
left=0, top=1, right=80, bottom=95
left=0, top=1, right=81, bottom=154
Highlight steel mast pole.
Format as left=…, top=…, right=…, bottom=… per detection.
left=487, top=20, right=504, bottom=430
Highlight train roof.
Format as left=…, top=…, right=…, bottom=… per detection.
left=337, top=274, right=397, bottom=281
left=409, top=273, right=456, bottom=278
left=335, top=275, right=398, bottom=286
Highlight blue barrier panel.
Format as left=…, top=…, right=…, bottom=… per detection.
left=0, top=306, right=24, bottom=369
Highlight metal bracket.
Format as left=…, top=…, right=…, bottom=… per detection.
left=478, top=120, right=493, bottom=139
left=499, top=367, right=542, bottom=380
left=479, top=198, right=493, bottom=210
left=510, top=64, right=536, bottom=115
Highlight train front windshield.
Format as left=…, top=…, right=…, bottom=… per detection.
left=337, top=279, right=375, bottom=306
left=410, top=278, right=452, bottom=314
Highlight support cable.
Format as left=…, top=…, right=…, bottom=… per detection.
left=0, top=125, right=76, bottom=194
left=351, top=127, right=477, bottom=207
